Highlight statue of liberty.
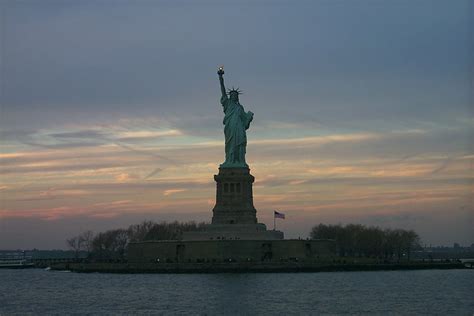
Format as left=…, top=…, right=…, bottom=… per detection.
left=217, top=66, right=254, bottom=168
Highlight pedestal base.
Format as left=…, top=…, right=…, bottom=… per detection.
left=182, top=224, right=284, bottom=240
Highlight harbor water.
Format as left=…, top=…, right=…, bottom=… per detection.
left=1, top=269, right=473, bottom=315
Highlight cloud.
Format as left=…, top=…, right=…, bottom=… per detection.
left=0, top=1, right=472, bottom=249
left=22, top=140, right=104, bottom=149
left=250, top=132, right=379, bottom=146
left=115, top=129, right=182, bottom=142
left=115, top=173, right=139, bottom=183
left=429, top=156, right=457, bottom=175
left=93, top=200, right=133, bottom=207
left=163, top=189, right=187, bottom=196
left=48, top=130, right=108, bottom=139
left=113, top=142, right=178, bottom=165
left=0, top=161, right=119, bottom=175
left=144, top=167, right=163, bottom=179
left=0, top=194, right=211, bottom=221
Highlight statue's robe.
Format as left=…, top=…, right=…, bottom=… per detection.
left=220, top=95, right=253, bottom=167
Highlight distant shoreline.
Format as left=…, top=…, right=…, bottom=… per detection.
left=49, top=262, right=469, bottom=274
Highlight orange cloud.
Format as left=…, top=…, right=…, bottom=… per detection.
left=163, top=189, right=187, bottom=196
left=117, top=129, right=182, bottom=139
left=115, top=173, right=139, bottom=182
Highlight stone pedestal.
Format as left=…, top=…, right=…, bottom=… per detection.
left=183, top=167, right=284, bottom=241
left=212, top=167, right=257, bottom=225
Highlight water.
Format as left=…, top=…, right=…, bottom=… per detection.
left=1, top=269, right=473, bottom=315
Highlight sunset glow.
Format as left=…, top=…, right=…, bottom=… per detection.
left=1, top=0, right=472, bottom=248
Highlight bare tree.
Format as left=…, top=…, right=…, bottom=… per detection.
left=79, top=230, right=94, bottom=253
left=66, top=236, right=82, bottom=259
left=127, top=221, right=155, bottom=242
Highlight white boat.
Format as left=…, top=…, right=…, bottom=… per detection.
left=0, top=259, right=35, bottom=269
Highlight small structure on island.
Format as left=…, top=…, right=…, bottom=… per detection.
left=128, top=68, right=334, bottom=265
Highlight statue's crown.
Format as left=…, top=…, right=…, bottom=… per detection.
left=227, top=87, right=243, bottom=95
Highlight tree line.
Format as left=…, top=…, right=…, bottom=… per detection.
left=67, top=221, right=422, bottom=261
left=66, top=220, right=207, bottom=260
left=310, top=223, right=421, bottom=260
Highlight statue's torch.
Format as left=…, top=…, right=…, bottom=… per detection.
left=217, top=65, right=224, bottom=76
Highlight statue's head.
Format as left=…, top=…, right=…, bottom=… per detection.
left=227, top=87, right=242, bottom=102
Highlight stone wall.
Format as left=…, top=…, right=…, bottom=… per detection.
left=128, top=239, right=336, bottom=264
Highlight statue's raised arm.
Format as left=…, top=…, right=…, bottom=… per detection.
left=217, top=66, right=227, bottom=99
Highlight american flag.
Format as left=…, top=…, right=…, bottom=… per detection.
left=274, top=211, right=285, bottom=219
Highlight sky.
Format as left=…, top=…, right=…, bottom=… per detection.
left=0, top=0, right=473, bottom=249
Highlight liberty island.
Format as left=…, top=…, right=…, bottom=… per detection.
left=46, top=69, right=467, bottom=273
left=125, top=68, right=336, bottom=268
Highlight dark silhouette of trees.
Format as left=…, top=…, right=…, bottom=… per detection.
left=91, top=229, right=129, bottom=260
left=310, top=223, right=421, bottom=261
left=128, top=220, right=207, bottom=242
left=80, top=230, right=94, bottom=253
left=68, top=220, right=208, bottom=261
left=66, top=230, right=94, bottom=258
left=66, top=236, right=82, bottom=259
left=69, top=220, right=421, bottom=262
left=127, top=220, right=156, bottom=242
